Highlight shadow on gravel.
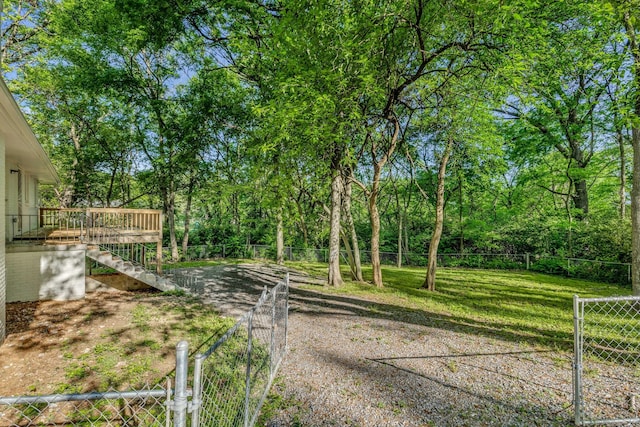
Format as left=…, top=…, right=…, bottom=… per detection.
left=163, top=264, right=575, bottom=426
left=368, top=351, right=571, bottom=400
left=168, top=263, right=322, bottom=319
left=287, top=286, right=575, bottom=350
left=317, top=349, right=573, bottom=426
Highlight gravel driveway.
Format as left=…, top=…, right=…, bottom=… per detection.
left=170, top=263, right=623, bottom=426
left=273, top=288, right=575, bottom=426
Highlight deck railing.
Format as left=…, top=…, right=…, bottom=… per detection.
left=37, top=208, right=162, bottom=243
left=85, top=208, right=161, bottom=233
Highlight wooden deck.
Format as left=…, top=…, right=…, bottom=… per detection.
left=10, top=207, right=165, bottom=274
left=32, top=208, right=164, bottom=245
left=12, top=209, right=162, bottom=244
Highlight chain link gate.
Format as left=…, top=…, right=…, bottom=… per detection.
left=573, top=295, right=640, bottom=425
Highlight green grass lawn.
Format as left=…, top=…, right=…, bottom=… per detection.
left=286, top=262, right=633, bottom=351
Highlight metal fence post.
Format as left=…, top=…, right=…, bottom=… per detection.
left=270, top=283, right=277, bottom=380
left=526, top=253, right=530, bottom=270
left=191, top=354, right=204, bottom=427
left=284, top=273, right=289, bottom=351
left=244, top=310, right=255, bottom=427
left=173, top=341, right=189, bottom=427
left=573, top=295, right=583, bottom=426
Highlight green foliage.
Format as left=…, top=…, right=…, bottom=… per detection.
left=1, top=0, right=636, bottom=275
left=529, top=257, right=568, bottom=275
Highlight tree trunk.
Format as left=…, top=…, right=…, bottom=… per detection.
left=276, top=207, right=284, bottom=265
left=397, top=213, right=403, bottom=268
left=423, top=138, right=454, bottom=291
left=632, top=128, right=640, bottom=296
left=404, top=220, right=409, bottom=264
left=624, top=10, right=640, bottom=296
left=459, top=174, right=464, bottom=252
left=565, top=195, right=574, bottom=258
left=392, top=171, right=403, bottom=269
left=341, top=230, right=357, bottom=278
left=164, top=187, right=179, bottom=262
left=369, top=182, right=383, bottom=287
left=572, top=178, right=589, bottom=217
left=328, top=165, right=344, bottom=287
left=181, top=176, right=195, bottom=257
left=62, top=122, right=82, bottom=207
left=294, top=195, right=309, bottom=246
left=367, top=119, right=400, bottom=288
left=618, top=127, right=627, bottom=219
left=343, top=171, right=363, bottom=281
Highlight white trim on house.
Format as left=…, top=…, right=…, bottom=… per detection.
left=0, top=137, right=5, bottom=344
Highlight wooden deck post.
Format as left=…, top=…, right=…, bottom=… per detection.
left=157, top=212, right=163, bottom=276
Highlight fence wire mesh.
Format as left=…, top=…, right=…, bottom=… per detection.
left=193, top=277, right=288, bottom=427
left=574, top=295, right=640, bottom=426
left=0, top=384, right=170, bottom=427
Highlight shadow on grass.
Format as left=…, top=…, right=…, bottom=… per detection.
left=287, top=285, right=576, bottom=350
left=281, top=263, right=635, bottom=353
left=2, top=289, right=234, bottom=395
left=166, top=261, right=607, bottom=351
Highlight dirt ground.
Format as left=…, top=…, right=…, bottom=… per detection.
left=0, top=287, right=227, bottom=397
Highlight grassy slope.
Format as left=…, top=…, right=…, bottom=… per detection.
left=287, top=262, right=631, bottom=351
left=60, top=292, right=234, bottom=393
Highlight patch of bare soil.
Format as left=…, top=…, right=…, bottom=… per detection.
left=0, top=288, right=226, bottom=397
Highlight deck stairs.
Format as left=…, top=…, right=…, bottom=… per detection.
left=86, top=245, right=175, bottom=292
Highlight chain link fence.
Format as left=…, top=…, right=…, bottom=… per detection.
left=0, top=385, right=170, bottom=426
left=0, top=276, right=289, bottom=427
left=573, top=295, right=640, bottom=425
left=165, top=244, right=632, bottom=286
left=191, top=277, right=288, bottom=427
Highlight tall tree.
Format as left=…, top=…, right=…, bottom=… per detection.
left=346, top=0, right=511, bottom=287
left=239, top=0, right=378, bottom=286
left=17, top=0, right=250, bottom=260
left=500, top=19, right=618, bottom=219
left=616, top=0, right=640, bottom=295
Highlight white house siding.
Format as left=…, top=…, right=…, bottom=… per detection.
left=0, top=137, right=6, bottom=344
left=6, top=245, right=86, bottom=302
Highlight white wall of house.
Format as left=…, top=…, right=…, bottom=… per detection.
left=0, top=137, right=6, bottom=344
left=6, top=245, right=86, bottom=302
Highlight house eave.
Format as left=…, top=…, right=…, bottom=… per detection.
left=0, top=77, right=59, bottom=185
